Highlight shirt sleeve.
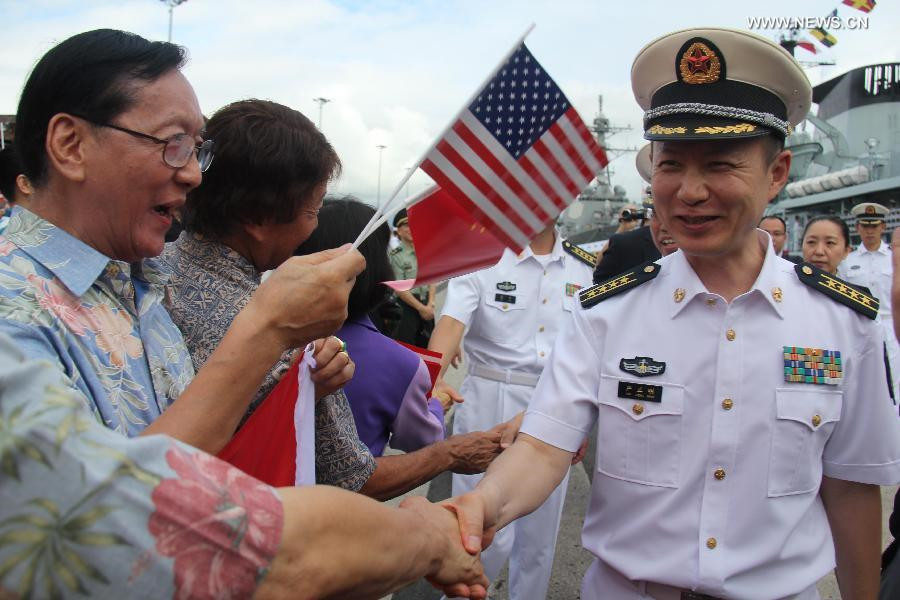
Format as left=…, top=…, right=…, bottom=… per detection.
left=389, top=358, right=446, bottom=453
left=0, top=333, right=283, bottom=599
left=441, top=274, right=481, bottom=327
left=314, top=389, right=377, bottom=491
left=520, top=303, right=601, bottom=452
left=823, top=320, right=900, bottom=484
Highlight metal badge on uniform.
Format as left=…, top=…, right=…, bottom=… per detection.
left=783, top=346, right=842, bottom=385
left=850, top=265, right=861, bottom=270
left=619, top=356, right=666, bottom=377
left=618, top=381, right=663, bottom=402
left=497, top=281, right=516, bottom=292
left=495, top=293, right=516, bottom=304
left=565, top=283, right=582, bottom=297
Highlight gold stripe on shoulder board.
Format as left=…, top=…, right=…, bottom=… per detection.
left=579, top=262, right=660, bottom=309
left=562, top=239, right=597, bottom=268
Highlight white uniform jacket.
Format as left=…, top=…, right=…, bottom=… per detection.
left=521, top=234, right=900, bottom=599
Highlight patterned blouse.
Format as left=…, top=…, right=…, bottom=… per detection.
left=0, top=207, right=194, bottom=435
left=0, top=332, right=283, bottom=599
left=160, top=233, right=376, bottom=491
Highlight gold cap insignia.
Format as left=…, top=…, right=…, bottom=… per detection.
left=679, top=41, right=722, bottom=84
left=866, top=205, right=876, bottom=215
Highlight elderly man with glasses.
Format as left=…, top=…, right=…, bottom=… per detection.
left=0, top=29, right=489, bottom=599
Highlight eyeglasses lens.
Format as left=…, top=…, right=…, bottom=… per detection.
left=163, top=135, right=215, bottom=172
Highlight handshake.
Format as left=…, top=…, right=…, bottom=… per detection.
left=398, top=491, right=497, bottom=599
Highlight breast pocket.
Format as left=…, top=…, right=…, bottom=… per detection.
left=479, top=294, right=530, bottom=344
left=768, top=388, right=842, bottom=497
left=596, top=375, right=685, bottom=488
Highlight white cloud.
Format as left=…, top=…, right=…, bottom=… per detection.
left=2, top=0, right=898, bottom=206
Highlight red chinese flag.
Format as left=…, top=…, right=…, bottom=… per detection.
left=217, top=361, right=301, bottom=487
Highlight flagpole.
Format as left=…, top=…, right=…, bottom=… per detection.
left=353, top=23, right=536, bottom=247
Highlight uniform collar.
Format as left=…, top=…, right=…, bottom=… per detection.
left=667, top=230, right=788, bottom=320
left=513, top=233, right=565, bottom=265
left=858, top=240, right=890, bottom=256
left=4, top=206, right=113, bottom=297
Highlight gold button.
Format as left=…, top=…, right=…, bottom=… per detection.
left=706, top=537, right=717, bottom=549
left=539, top=351, right=545, bottom=357
left=673, top=288, right=686, bottom=303
left=812, top=414, right=822, bottom=427
left=714, top=468, right=726, bottom=480
left=632, top=403, right=644, bottom=415
left=644, top=265, right=655, bottom=273
left=706, top=298, right=717, bottom=306
left=542, top=298, right=548, bottom=304
left=726, top=329, right=736, bottom=341
left=721, top=398, right=734, bottom=410
left=802, top=265, right=813, bottom=275
left=771, top=287, right=783, bottom=303
left=539, top=326, right=545, bottom=332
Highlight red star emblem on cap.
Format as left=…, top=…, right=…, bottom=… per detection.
left=686, top=46, right=711, bottom=75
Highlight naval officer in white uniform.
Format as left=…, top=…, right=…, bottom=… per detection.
left=840, top=201, right=899, bottom=402
left=441, top=28, right=900, bottom=600
left=428, top=221, right=595, bottom=600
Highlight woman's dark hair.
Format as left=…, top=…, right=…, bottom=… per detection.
left=802, top=215, right=850, bottom=247
left=0, top=145, right=24, bottom=203
left=16, top=29, right=186, bottom=186
left=181, top=99, right=341, bottom=239
left=295, top=196, right=393, bottom=320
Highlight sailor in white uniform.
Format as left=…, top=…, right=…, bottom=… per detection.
left=429, top=222, right=594, bottom=600
left=441, top=28, right=900, bottom=600
left=839, top=201, right=898, bottom=402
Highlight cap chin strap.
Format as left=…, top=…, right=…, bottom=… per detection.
left=644, top=102, right=791, bottom=137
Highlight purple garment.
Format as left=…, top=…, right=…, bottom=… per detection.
left=338, top=315, right=445, bottom=456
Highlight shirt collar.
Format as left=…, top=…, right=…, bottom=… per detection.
left=861, top=240, right=891, bottom=255
left=666, top=230, right=788, bottom=319
left=5, top=206, right=111, bottom=297
left=513, top=233, right=566, bottom=265
left=175, top=232, right=260, bottom=284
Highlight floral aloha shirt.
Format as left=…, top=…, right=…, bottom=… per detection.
left=0, top=332, right=283, bottom=599
left=0, top=207, right=194, bottom=435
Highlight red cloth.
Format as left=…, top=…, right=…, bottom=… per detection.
left=395, top=340, right=443, bottom=396
left=217, top=360, right=301, bottom=487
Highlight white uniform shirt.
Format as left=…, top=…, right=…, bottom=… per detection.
left=839, top=240, right=892, bottom=318
left=442, top=235, right=595, bottom=376
left=521, top=234, right=900, bottom=599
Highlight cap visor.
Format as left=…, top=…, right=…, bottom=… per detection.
left=645, top=116, right=773, bottom=141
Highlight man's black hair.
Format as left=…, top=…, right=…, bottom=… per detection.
left=295, top=196, right=393, bottom=320
left=16, top=29, right=186, bottom=186
left=759, top=214, right=787, bottom=230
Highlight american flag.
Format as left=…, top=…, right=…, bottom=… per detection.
left=420, top=43, right=607, bottom=252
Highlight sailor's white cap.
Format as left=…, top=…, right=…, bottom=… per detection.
left=636, top=144, right=652, bottom=183
left=851, top=202, right=889, bottom=224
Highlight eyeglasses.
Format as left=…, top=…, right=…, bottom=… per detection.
left=71, top=114, right=214, bottom=172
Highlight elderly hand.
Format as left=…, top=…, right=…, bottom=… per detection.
left=446, top=430, right=503, bottom=475
left=488, top=411, right=524, bottom=449
left=433, top=378, right=464, bottom=412
left=310, top=336, right=355, bottom=400
left=245, top=245, right=365, bottom=351
left=398, top=496, right=489, bottom=598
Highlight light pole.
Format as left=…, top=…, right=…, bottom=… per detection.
left=376, top=145, right=387, bottom=207
left=159, top=0, right=189, bottom=42
left=313, top=97, right=330, bottom=129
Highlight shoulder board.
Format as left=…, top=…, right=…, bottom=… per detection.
left=562, top=239, right=597, bottom=268
left=389, top=246, right=402, bottom=255
left=579, top=261, right=660, bottom=309
left=794, top=262, right=879, bottom=320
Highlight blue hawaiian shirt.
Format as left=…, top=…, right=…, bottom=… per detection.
left=0, top=207, right=195, bottom=435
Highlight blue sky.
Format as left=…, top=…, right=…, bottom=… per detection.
left=2, top=0, right=898, bottom=204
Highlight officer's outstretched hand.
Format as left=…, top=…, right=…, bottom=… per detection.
left=892, top=227, right=900, bottom=341
left=489, top=411, right=524, bottom=449
left=441, top=491, right=499, bottom=555
left=398, top=496, right=489, bottom=598
left=433, top=378, right=464, bottom=410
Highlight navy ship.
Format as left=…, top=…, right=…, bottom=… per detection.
left=766, top=58, right=900, bottom=253
left=557, top=95, right=639, bottom=248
